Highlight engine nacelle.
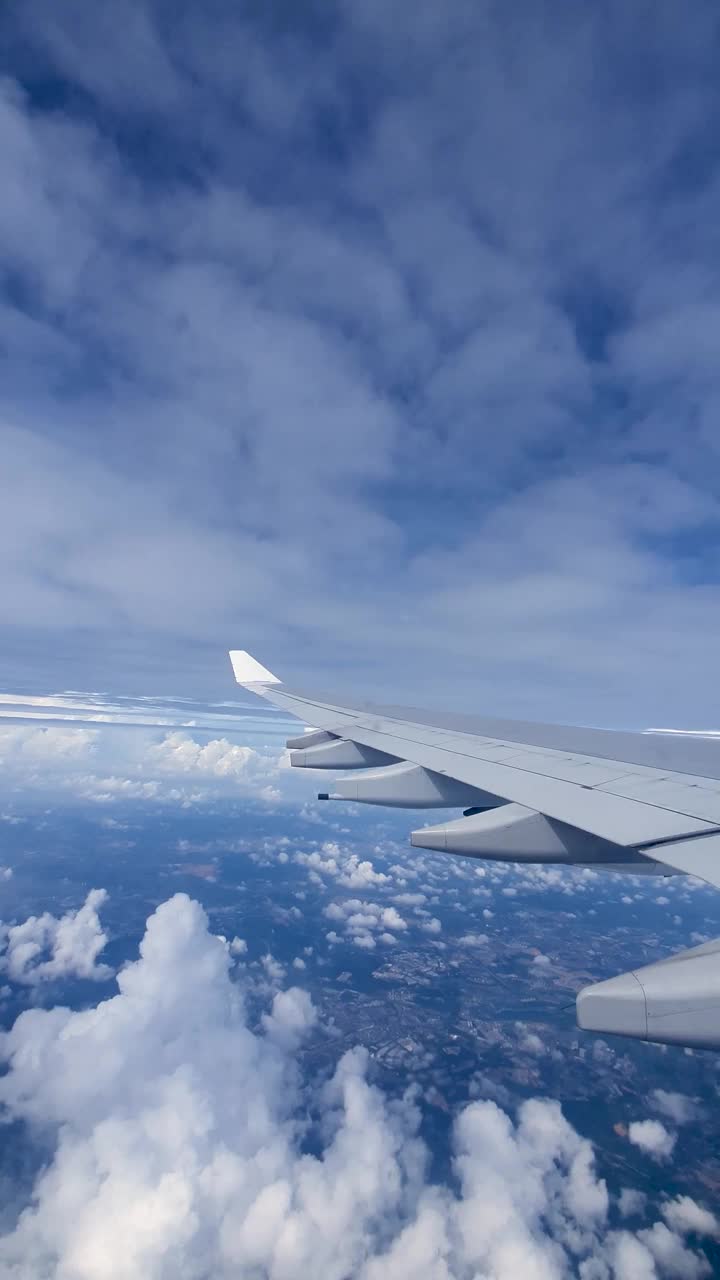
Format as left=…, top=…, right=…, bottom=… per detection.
left=410, top=803, right=671, bottom=872
left=289, top=738, right=398, bottom=770
left=285, top=729, right=338, bottom=750
left=577, top=938, right=720, bottom=1048
left=318, top=761, right=502, bottom=809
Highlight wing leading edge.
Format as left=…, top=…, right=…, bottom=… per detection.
left=229, top=650, right=720, bottom=1049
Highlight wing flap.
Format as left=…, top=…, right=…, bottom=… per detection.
left=639, top=832, right=720, bottom=882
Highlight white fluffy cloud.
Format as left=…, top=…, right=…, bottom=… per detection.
left=0, top=893, right=713, bottom=1279
left=458, top=933, right=489, bottom=948
left=0, top=889, right=112, bottom=985
left=0, top=724, right=98, bottom=761
left=323, top=898, right=408, bottom=948
left=628, top=1120, right=678, bottom=1162
left=662, top=1197, right=719, bottom=1238
left=650, top=1091, right=697, bottom=1126
left=149, top=731, right=275, bottom=784
left=295, top=843, right=391, bottom=890
left=637, top=1222, right=711, bottom=1279
left=0, top=720, right=290, bottom=807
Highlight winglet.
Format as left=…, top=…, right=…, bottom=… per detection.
left=228, top=650, right=282, bottom=687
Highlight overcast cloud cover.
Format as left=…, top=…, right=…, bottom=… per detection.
left=3, top=0, right=720, bottom=723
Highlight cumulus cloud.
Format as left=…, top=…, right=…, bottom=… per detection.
left=619, top=1188, right=648, bottom=1219
left=149, top=731, right=275, bottom=784
left=260, top=953, right=286, bottom=984
left=420, top=918, right=442, bottom=935
left=0, top=719, right=291, bottom=807
left=0, top=889, right=112, bottom=985
left=339, top=856, right=391, bottom=890
left=628, top=1120, right=677, bottom=1162
left=323, top=898, right=408, bottom=948
left=295, top=844, right=391, bottom=890
left=0, top=892, right=709, bottom=1279
left=650, top=1090, right=697, bottom=1126
left=261, top=986, right=316, bottom=1051
left=0, top=725, right=97, bottom=761
left=637, top=1222, right=711, bottom=1279
left=662, top=1197, right=719, bottom=1238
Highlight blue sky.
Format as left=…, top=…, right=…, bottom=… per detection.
left=3, top=0, right=720, bottom=726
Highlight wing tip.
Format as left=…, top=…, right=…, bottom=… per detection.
left=228, top=650, right=282, bottom=687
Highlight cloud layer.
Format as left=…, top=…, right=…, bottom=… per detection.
left=2, top=1, right=720, bottom=721
left=0, top=893, right=715, bottom=1278
left=0, top=720, right=301, bottom=808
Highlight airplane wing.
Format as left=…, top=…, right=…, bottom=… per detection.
left=229, top=650, right=720, bottom=1050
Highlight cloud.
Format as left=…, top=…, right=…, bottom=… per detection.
left=149, top=731, right=269, bottom=780
left=2, top=2, right=720, bottom=724
left=0, top=889, right=112, bottom=985
left=610, top=1232, right=663, bottom=1280
left=261, top=987, right=316, bottom=1051
left=619, top=1189, right=648, bottom=1219
left=650, top=1091, right=697, bottom=1126
left=420, top=918, right=442, bottom=935
left=339, top=856, right=391, bottom=890
left=0, top=718, right=295, bottom=808
left=662, top=1197, right=718, bottom=1238
left=260, top=953, right=286, bottom=984
left=515, top=1026, right=545, bottom=1056
left=0, top=725, right=97, bottom=765
left=637, top=1222, right=711, bottom=1279
left=324, top=898, right=408, bottom=949
left=295, top=844, right=391, bottom=890
left=0, top=891, right=711, bottom=1279
left=628, top=1120, right=677, bottom=1162
left=0, top=724, right=90, bottom=791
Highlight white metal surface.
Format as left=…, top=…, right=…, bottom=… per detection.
left=248, top=685, right=717, bottom=850
left=228, top=651, right=282, bottom=686
left=229, top=653, right=720, bottom=881
left=577, top=938, right=720, bottom=1048
left=325, top=761, right=498, bottom=809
